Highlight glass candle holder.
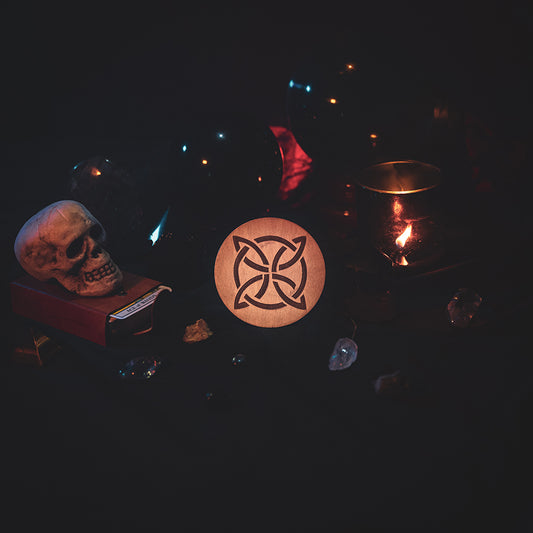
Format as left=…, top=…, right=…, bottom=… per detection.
left=355, top=160, right=444, bottom=269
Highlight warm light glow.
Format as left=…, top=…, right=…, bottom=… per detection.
left=369, top=133, right=378, bottom=140
left=433, top=105, right=449, bottom=120
left=257, top=176, right=262, bottom=182
left=398, top=255, right=409, bottom=266
left=345, top=183, right=352, bottom=188
left=395, top=224, right=412, bottom=248
left=393, top=197, right=403, bottom=216
left=90, top=167, right=101, bottom=177
left=339, top=64, right=356, bottom=75
left=329, top=98, right=337, bottom=104
left=201, top=159, right=208, bottom=165
left=343, top=210, right=350, bottom=217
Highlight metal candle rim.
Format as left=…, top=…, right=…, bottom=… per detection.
left=355, top=160, right=442, bottom=195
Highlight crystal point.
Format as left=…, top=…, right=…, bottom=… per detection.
left=328, top=337, right=358, bottom=371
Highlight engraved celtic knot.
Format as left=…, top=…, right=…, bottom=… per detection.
left=232, top=234, right=307, bottom=311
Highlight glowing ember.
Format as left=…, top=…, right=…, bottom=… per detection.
left=398, top=255, right=408, bottom=266
left=395, top=224, right=412, bottom=248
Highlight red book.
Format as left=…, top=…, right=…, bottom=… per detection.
left=10, top=272, right=172, bottom=346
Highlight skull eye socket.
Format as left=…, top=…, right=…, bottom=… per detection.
left=66, top=236, right=84, bottom=259
left=89, top=224, right=104, bottom=241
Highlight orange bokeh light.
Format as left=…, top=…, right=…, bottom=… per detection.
left=393, top=197, right=403, bottom=216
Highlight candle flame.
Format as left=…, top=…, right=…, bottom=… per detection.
left=395, top=224, right=412, bottom=248
left=398, top=255, right=408, bottom=266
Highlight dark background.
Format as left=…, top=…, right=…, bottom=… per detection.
left=4, top=2, right=532, bottom=236
left=3, top=2, right=532, bottom=531
left=5, top=2, right=532, bottom=140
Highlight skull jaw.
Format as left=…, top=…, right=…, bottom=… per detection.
left=57, top=265, right=124, bottom=297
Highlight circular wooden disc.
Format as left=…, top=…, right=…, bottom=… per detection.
left=214, top=217, right=326, bottom=328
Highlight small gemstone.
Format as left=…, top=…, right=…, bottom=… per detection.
left=447, top=288, right=482, bottom=328
left=118, top=356, right=163, bottom=381
left=231, top=354, right=247, bottom=366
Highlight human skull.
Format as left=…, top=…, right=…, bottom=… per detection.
left=14, top=200, right=123, bottom=297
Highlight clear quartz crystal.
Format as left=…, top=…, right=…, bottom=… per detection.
left=447, top=288, right=482, bottom=328
left=328, top=337, right=358, bottom=371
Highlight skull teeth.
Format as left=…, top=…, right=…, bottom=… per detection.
left=84, top=261, right=116, bottom=282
